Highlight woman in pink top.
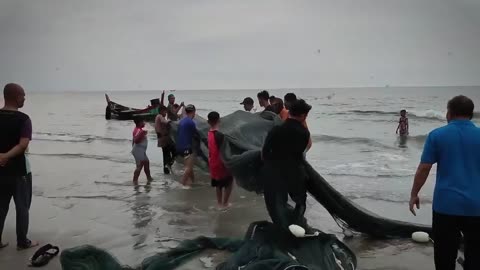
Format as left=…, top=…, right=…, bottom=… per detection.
left=131, top=117, right=153, bottom=185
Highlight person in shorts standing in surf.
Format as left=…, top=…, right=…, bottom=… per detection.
left=396, top=109, right=409, bottom=136
left=176, top=105, right=198, bottom=188
left=155, top=105, right=175, bottom=174
left=131, top=117, right=153, bottom=184
left=207, top=112, right=233, bottom=209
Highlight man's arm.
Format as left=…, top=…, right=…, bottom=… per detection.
left=155, top=115, right=161, bottom=134
left=173, top=102, right=184, bottom=114
left=160, top=91, right=165, bottom=106
left=261, top=127, right=277, bottom=160
left=409, top=132, right=436, bottom=215
left=306, top=137, right=312, bottom=152
left=409, top=163, right=432, bottom=216
left=0, top=138, right=30, bottom=162
left=0, top=118, right=32, bottom=166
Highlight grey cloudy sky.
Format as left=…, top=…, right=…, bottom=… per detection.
left=1, top=0, right=479, bottom=91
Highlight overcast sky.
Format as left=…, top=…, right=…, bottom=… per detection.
left=0, top=0, right=479, bottom=91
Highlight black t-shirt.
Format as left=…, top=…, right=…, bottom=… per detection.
left=0, top=110, right=31, bottom=177
left=264, top=105, right=275, bottom=113
left=262, top=118, right=309, bottom=163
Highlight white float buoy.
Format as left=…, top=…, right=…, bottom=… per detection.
left=288, top=224, right=306, bottom=238
left=412, top=231, right=430, bottom=243
left=343, top=229, right=354, bottom=238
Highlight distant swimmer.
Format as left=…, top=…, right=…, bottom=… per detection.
left=396, top=109, right=409, bottom=136
left=409, top=95, right=480, bottom=270
left=261, top=99, right=314, bottom=236
left=131, top=117, right=153, bottom=184
left=240, top=97, right=256, bottom=113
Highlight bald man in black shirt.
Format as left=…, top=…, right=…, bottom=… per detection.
left=261, top=99, right=312, bottom=235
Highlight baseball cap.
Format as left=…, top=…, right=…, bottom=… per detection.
left=185, top=104, right=196, bottom=112
left=240, top=97, right=254, bottom=105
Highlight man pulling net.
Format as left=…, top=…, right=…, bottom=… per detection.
left=261, top=99, right=316, bottom=237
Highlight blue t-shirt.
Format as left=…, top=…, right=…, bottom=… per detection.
left=421, top=120, right=480, bottom=216
left=176, top=117, right=196, bottom=153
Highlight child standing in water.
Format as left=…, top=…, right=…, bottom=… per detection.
left=207, top=112, right=233, bottom=209
left=132, top=117, right=153, bottom=184
left=396, top=109, right=409, bottom=136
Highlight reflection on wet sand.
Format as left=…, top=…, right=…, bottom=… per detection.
left=397, top=135, right=408, bottom=148
left=131, top=181, right=154, bottom=249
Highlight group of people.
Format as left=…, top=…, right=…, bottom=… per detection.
left=131, top=89, right=313, bottom=210
left=1, top=82, right=479, bottom=270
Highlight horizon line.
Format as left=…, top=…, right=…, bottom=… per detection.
left=30, top=84, right=480, bottom=93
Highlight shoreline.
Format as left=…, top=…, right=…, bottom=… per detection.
left=0, top=190, right=442, bottom=270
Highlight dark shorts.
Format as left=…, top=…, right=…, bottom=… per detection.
left=178, top=149, right=193, bottom=158
left=211, top=176, right=233, bottom=188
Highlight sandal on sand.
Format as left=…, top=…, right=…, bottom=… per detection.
left=0, top=242, right=8, bottom=249
left=17, top=240, right=39, bottom=251
left=29, top=244, right=60, bottom=267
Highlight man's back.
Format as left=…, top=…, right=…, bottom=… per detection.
left=262, top=118, right=309, bottom=163
left=0, top=110, right=30, bottom=177
left=176, top=117, right=196, bottom=152
left=422, top=120, right=480, bottom=216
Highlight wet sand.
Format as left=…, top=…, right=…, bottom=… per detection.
left=0, top=156, right=458, bottom=270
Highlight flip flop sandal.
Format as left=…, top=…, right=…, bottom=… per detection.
left=29, top=244, right=60, bottom=267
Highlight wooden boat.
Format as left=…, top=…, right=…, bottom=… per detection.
left=105, top=94, right=160, bottom=121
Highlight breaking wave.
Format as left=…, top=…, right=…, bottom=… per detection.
left=312, top=135, right=398, bottom=150
left=34, top=132, right=131, bottom=144
left=334, top=109, right=456, bottom=121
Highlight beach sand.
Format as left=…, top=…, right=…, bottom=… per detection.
left=0, top=163, right=459, bottom=270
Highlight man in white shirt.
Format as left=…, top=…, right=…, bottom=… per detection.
left=155, top=105, right=175, bottom=174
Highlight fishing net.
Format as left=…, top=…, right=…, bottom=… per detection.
left=61, top=221, right=356, bottom=270
left=60, top=110, right=430, bottom=270
left=172, top=110, right=432, bottom=238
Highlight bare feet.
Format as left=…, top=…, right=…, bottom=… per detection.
left=147, top=177, right=154, bottom=182
left=17, top=240, right=39, bottom=251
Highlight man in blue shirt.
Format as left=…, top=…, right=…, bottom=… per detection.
left=409, top=95, right=480, bottom=270
left=176, top=104, right=197, bottom=188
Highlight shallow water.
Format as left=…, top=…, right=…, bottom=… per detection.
left=4, top=86, right=479, bottom=269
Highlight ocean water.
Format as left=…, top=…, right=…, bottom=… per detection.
left=12, top=86, right=480, bottom=267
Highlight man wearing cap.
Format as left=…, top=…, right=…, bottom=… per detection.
left=176, top=104, right=198, bottom=188
left=240, top=97, right=256, bottom=113
left=261, top=99, right=314, bottom=235
left=166, top=94, right=184, bottom=121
